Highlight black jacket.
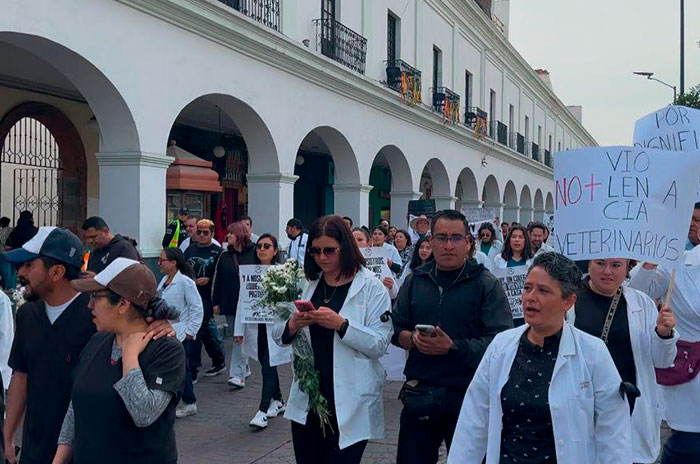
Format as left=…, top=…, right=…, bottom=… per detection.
left=211, top=243, right=256, bottom=316
left=391, top=259, right=513, bottom=388
left=162, top=219, right=188, bottom=248
left=6, top=218, right=37, bottom=249
left=87, top=234, right=140, bottom=273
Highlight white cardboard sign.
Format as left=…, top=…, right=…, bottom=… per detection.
left=238, top=264, right=275, bottom=324
left=553, top=146, right=700, bottom=268
left=493, top=266, right=527, bottom=321
left=360, top=247, right=392, bottom=280
left=461, top=207, right=497, bottom=226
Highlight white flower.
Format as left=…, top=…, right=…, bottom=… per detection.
left=276, top=286, right=288, bottom=294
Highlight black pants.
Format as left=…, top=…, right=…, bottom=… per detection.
left=291, top=413, right=367, bottom=464
left=191, top=312, right=225, bottom=375
left=257, top=325, right=281, bottom=412
left=181, top=340, right=197, bottom=404
left=661, top=429, right=700, bottom=464
left=396, top=385, right=467, bottom=464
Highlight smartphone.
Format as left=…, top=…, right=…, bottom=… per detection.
left=415, top=324, right=436, bottom=336
left=294, top=300, right=316, bottom=312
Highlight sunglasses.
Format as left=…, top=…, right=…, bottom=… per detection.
left=196, top=230, right=211, bottom=236
left=255, top=243, right=273, bottom=250
left=308, top=247, right=340, bottom=257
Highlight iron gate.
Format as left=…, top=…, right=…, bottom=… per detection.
left=0, top=117, right=63, bottom=226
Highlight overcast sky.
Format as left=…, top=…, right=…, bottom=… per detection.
left=509, top=0, right=700, bottom=146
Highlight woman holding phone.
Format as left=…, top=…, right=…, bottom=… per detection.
left=273, top=215, right=393, bottom=464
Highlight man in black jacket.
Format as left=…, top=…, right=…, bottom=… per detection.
left=162, top=208, right=189, bottom=248
left=392, top=209, right=512, bottom=464
left=82, top=216, right=140, bottom=275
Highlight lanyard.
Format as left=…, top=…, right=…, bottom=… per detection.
left=601, top=286, right=623, bottom=345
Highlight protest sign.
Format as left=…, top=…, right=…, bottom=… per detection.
left=493, top=266, right=527, bottom=321
left=461, top=206, right=496, bottom=226
left=360, top=247, right=392, bottom=280
left=553, top=146, right=700, bottom=268
left=634, top=105, right=700, bottom=200
left=238, top=264, right=274, bottom=324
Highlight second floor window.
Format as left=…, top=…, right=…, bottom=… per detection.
left=387, top=13, right=399, bottom=65
left=432, top=46, right=442, bottom=91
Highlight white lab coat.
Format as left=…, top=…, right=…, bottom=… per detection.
left=448, top=322, right=631, bottom=464
left=286, top=233, right=308, bottom=266
left=382, top=242, right=402, bottom=271
left=476, top=239, right=503, bottom=263
left=0, top=291, right=13, bottom=388
left=492, top=254, right=533, bottom=269
left=272, top=267, right=393, bottom=449
left=234, top=305, right=292, bottom=367
left=156, top=271, right=203, bottom=342
left=628, top=247, right=700, bottom=433
left=567, top=285, right=678, bottom=463
left=473, top=250, right=492, bottom=271
left=534, top=242, right=556, bottom=256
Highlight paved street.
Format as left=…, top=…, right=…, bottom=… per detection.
left=176, top=335, right=447, bottom=463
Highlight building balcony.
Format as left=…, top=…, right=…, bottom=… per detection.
left=218, top=0, right=280, bottom=31
left=544, top=149, right=552, bottom=167
left=385, top=59, right=422, bottom=105
left=497, top=121, right=508, bottom=146
left=313, top=17, right=368, bottom=74
left=531, top=142, right=540, bottom=161
left=432, top=87, right=460, bottom=124
left=508, top=132, right=518, bottom=150
left=488, top=120, right=497, bottom=139
left=464, top=107, right=486, bottom=128
left=516, top=133, right=525, bottom=155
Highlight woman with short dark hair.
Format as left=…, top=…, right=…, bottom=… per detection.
left=448, top=252, right=631, bottom=464
left=274, top=215, right=393, bottom=464
left=53, top=258, right=185, bottom=464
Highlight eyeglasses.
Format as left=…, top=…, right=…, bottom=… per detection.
left=256, top=243, right=273, bottom=250
left=432, top=234, right=466, bottom=245
left=196, top=230, right=211, bottom=236
left=308, top=247, right=340, bottom=257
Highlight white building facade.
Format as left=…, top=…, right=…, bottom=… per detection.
left=0, top=0, right=595, bottom=258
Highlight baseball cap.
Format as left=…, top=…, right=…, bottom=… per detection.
left=72, top=257, right=157, bottom=308
left=1, top=227, right=84, bottom=268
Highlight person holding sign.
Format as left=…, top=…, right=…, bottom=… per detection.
left=156, top=248, right=203, bottom=419
left=372, top=226, right=403, bottom=276
left=476, top=222, right=503, bottom=263
left=234, top=234, right=291, bottom=429
left=274, top=216, right=392, bottom=464
left=566, top=258, right=677, bottom=463
left=448, top=252, right=631, bottom=464
left=353, top=228, right=398, bottom=298
left=493, top=225, right=534, bottom=269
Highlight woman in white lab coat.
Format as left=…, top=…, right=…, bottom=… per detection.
left=234, top=234, right=291, bottom=429
left=448, top=252, right=631, bottom=464
left=352, top=227, right=398, bottom=298
left=272, top=215, right=393, bottom=464
left=568, top=258, right=677, bottom=464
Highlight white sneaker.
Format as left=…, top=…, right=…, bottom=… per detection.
left=266, top=399, right=286, bottom=418
left=245, top=367, right=252, bottom=378
left=249, top=410, right=268, bottom=429
left=176, top=402, right=197, bottom=418
left=227, top=377, right=245, bottom=388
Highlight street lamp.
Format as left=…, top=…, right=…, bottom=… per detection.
left=633, top=72, right=677, bottom=101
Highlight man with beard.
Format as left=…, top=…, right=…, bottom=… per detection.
left=82, top=217, right=139, bottom=276
left=1, top=227, right=173, bottom=464
left=527, top=221, right=555, bottom=256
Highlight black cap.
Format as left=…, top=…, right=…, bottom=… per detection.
left=178, top=208, right=189, bottom=216
left=287, top=218, right=304, bottom=229
left=1, top=227, right=84, bottom=269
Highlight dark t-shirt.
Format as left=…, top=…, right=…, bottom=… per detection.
left=8, top=294, right=95, bottom=464
left=87, top=234, right=140, bottom=273
left=184, top=243, right=222, bottom=307
left=72, top=333, right=185, bottom=463
left=574, top=282, right=637, bottom=411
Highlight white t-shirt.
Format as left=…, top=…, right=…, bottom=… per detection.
left=45, top=293, right=81, bottom=324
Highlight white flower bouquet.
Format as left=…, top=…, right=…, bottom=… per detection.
left=11, top=285, right=26, bottom=308
left=260, top=259, right=333, bottom=433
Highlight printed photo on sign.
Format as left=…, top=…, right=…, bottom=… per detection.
left=493, top=266, right=527, bottom=321
left=361, top=247, right=391, bottom=280
left=553, top=146, right=700, bottom=268
left=238, top=264, right=274, bottom=324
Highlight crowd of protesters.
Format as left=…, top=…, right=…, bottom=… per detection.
left=0, top=205, right=694, bottom=464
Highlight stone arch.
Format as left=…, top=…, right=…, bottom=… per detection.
left=455, top=167, right=479, bottom=211
left=520, top=185, right=533, bottom=223
left=481, top=175, right=501, bottom=209
left=546, top=192, right=554, bottom=214
left=422, top=158, right=451, bottom=198
left=0, top=102, right=87, bottom=230
left=502, top=181, right=519, bottom=223
left=369, top=145, right=413, bottom=225
left=533, top=189, right=545, bottom=220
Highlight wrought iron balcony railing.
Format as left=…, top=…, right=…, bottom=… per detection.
left=508, top=132, right=518, bottom=150
left=488, top=121, right=497, bottom=139
left=385, top=59, right=422, bottom=105
left=516, top=133, right=525, bottom=155
left=218, top=0, right=280, bottom=31
left=531, top=142, right=540, bottom=161
left=313, top=17, right=368, bottom=74
left=432, top=87, right=460, bottom=124
left=464, top=107, right=487, bottom=128
left=544, top=150, right=552, bottom=167
left=497, top=122, right=508, bottom=145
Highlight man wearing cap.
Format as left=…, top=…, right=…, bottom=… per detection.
left=1, top=227, right=173, bottom=464
left=162, top=209, right=189, bottom=249
left=82, top=216, right=140, bottom=276
left=409, top=215, right=431, bottom=242
left=285, top=218, right=308, bottom=266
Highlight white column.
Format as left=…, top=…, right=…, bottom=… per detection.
left=247, top=173, right=298, bottom=242
left=333, top=184, right=373, bottom=227
left=434, top=195, right=458, bottom=211
left=96, top=151, right=172, bottom=259
left=520, top=206, right=534, bottom=224
left=390, top=191, right=422, bottom=229
left=503, top=205, right=519, bottom=223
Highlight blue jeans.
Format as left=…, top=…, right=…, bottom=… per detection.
left=0, top=260, right=15, bottom=290
left=661, top=430, right=700, bottom=464
left=181, top=340, right=196, bottom=405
